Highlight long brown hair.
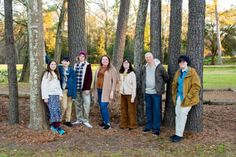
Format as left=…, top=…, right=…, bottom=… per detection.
left=42, top=60, right=60, bottom=80
left=99, top=55, right=111, bottom=70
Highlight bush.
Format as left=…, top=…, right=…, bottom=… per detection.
left=0, top=69, right=22, bottom=83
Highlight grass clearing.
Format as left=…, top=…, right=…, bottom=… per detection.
left=203, top=65, right=236, bottom=89
left=0, top=142, right=235, bottom=157
left=0, top=64, right=236, bottom=89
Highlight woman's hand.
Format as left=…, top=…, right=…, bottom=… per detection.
left=44, top=99, right=48, bottom=103
left=110, top=91, right=114, bottom=100
left=84, top=90, right=90, bottom=95
left=131, top=97, right=135, bottom=103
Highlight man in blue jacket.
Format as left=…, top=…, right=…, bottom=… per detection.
left=58, top=57, right=77, bottom=127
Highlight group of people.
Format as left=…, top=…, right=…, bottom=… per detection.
left=41, top=51, right=201, bottom=143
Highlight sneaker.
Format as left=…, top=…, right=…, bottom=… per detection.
left=153, top=131, right=160, bottom=136
left=143, top=128, right=151, bottom=132
left=72, top=120, right=83, bottom=125
left=57, top=127, right=65, bottom=135
left=103, top=124, right=111, bottom=130
left=83, top=122, right=93, bottom=128
left=65, top=122, right=73, bottom=127
left=171, top=135, right=183, bottom=143
left=50, top=126, right=58, bottom=133
left=99, top=122, right=105, bottom=127
left=169, top=134, right=178, bottom=140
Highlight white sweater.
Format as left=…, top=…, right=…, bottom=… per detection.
left=119, top=71, right=136, bottom=100
left=41, top=72, right=63, bottom=99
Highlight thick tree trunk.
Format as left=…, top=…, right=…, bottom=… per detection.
left=163, top=0, right=182, bottom=128
left=54, top=0, right=67, bottom=63
left=112, top=0, right=131, bottom=69
left=150, top=0, right=162, bottom=61
left=19, top=34, right=30, bottom=82
left=4, top=0, right=19, bottom=124
left=19, top=50, right=30, bottom=82
left=186, top=0, right=205, bottom=132
left=134, top=0, right=149, bottom=125
left=27, top=0, right=48, bottom=130
left=68, top=0, right=86, bottom=65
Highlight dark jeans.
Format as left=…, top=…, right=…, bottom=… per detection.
left=144, top=93, right=162, bottom=132
left=97, top=89, right=110, bottom=124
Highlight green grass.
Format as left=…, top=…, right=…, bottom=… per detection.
left=0, top=143, right=235, bottom=157
left=203, top=65, right=236, bottom=89
left=0, top=64, right=236, bottom=90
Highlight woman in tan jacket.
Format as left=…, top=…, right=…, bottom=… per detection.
left=94, top=55, right=117, bottom=129
left=119, top=59, right=137, bottom=130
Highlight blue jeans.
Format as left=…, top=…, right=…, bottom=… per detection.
left=97, top=89, right=110, bottom=124
left=145, top=93, right=162, bottom=132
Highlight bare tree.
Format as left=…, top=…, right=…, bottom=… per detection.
left=150, top=0, right=162, bottom=61
left=112, top=0, right=131, bottom=68
left=54, top=0, right=67, bottom=63
left=186, top=0, right=205, bottom=132
left=68, top=0, right=86, bottom=65
left=133, top=0, right=149, bottom=125
left=4, top=0, right=19, bottom=124
left=27, top=0, right=48, bottom=130
left=163, top=0, right=183, bottom=128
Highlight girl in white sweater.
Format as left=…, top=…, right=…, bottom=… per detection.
left=119, top=59, right=137, bottom=130
left=41, top=60, right=64, bottom=135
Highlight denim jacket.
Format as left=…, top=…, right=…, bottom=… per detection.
left=58, top=65, right=77, bottom=99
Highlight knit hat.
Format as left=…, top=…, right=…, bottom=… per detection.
left=77, top=50, right=87, bottom=58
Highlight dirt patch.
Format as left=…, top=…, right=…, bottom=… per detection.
left=0, top=91, right=236, bottom=155
left=203, top=90, right=236, bottom=103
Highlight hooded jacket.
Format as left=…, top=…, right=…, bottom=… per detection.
left=142, top=59, right=169, bottom=95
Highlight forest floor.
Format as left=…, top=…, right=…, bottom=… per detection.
left=0, top=86, right=236, bottom=156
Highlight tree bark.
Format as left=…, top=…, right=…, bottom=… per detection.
left=54, top=0, right=67, bottom=63
left=27, top=0, right=48, bottom=130
left=134, top=0, right=149, bottom=125
left=186, top=0, right=205, bottom=132
left=19, top=50, right=30, bottom=82
left=19, top=33, right=30, bottom=82
left=163, top=0, right=183, bottom=128
left=68, top=0, right=86, bottom=65
left=150, top=0, right=162, bottom=61
left=112, top=0, right=131, bottom=69
left=4, top=0, right=19, bottom=124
